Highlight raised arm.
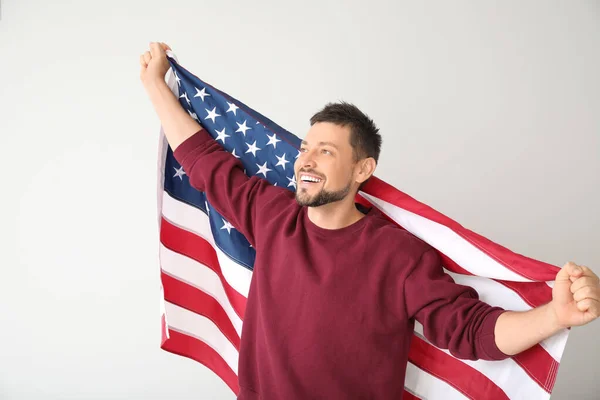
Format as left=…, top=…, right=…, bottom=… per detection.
left=140, top=42, right=284, bottom=245
left=140, top=42, right=200, bottom=151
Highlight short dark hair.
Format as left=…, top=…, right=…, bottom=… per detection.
left=309, top=101, right=382, bottom=164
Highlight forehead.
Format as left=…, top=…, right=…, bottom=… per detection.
left=304, top=122, right=352, bottom=147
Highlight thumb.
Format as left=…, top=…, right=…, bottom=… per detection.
left=150, top=42, right=166, bottom=57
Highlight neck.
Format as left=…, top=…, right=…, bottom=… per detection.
left=306, top=195, right=365, bottom=230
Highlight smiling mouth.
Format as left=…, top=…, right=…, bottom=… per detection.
left=299, top=173, right=324, bottom=185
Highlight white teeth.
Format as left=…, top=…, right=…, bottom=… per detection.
left=301, top=175, right=322, bottom=183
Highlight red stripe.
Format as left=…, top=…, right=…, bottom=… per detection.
left=161, top=272, right=241, bottom=350
left=361, top=177, right=561, bottom=281
left=160, top=217, right=248, bottom=318
left=512, top=347, right=559, bottom=393
left=161, top=328, right=240, bottom=395
left=408, top=336, right=509, bottom=400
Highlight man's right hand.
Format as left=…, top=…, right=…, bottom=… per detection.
left=139, top=42, right=172, bottom=88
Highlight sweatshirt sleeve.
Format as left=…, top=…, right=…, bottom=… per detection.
left=172, top=128, right=284, bottom=247
left=404, top=248, right=510, bottom=361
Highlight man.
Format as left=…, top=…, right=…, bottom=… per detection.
left=140, top=42, right=600, bottom=399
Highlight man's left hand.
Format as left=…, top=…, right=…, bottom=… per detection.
left=551, top=261, right=600, bottom=328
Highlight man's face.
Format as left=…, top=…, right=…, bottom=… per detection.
left=294, top=122, right=357, bottom=207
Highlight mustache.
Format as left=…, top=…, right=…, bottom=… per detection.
left=297, top=169, right=325, bottom=179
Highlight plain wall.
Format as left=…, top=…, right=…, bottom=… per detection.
left=1, top=0, right=598, bottom=399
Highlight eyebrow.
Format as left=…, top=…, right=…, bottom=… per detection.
left=301, top=140, right=339, bottom=150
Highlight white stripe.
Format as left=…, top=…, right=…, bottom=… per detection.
left=445, top=269, right=569, bottom=362
left=161, top=190, right=253, bottom=297
left=360, top=192, right=533, bottom=282
left=164, top=301, right=240, bottom=375
left=413, top=322, right=549, bottom=400
left=404, top=362, right=468, bottom=400
left=160, top=243, right=244, bottom=336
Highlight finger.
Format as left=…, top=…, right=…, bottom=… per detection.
left=570, top=276, right=599, bottom=293
left=139, top=55, right=147, bottom=68
left=143, top=51, right=152, bottom=65
left=556, top=262, right=576, bottom=282
left=573, top=285, right=600, bottom=302
left=576, top=298, right=600, bottom=314
left=579, top=265, right=600, bottom=282
left=161, top=42, right=171, bottom=51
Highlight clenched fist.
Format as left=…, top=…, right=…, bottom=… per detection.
left=139, top=42, right=172, bottom=87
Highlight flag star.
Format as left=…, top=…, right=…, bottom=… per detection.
left=193, top=86, right=211, bottom=101
left=256, top=121, right=260, bottom=125
left=266, top=133, right=281, bottom=148
left=245, top=140, right=261, bottom=157
left=275, top=153, right=289, bottom=170
left=256, top=162, right=272, bottom=177
left=226, top=102, right=239, bottom=116
left=205, top=106, right=221, bottom=123
left=231, top=148, right=240, bottom=159
left=205, top=200, right=210, bottom=215
left=179, top=92, right=191, bottom=106
left=296, top=150, right=301, bottom=159
left=173, top=166, right=186, bottom=180
left=187, top=109, right=199, bottom=121
left=236, top=120, right=252, bottom=136
left=287, top=175, right=297, bottom=189
left=215, top=127, right=230, bottom=143
left=175, top=72, right=181, bottom=86
left=221, top=218, right=235, bottom=234
left=274, top=182, right=278, bottom=186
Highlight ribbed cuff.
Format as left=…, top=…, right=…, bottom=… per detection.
left=172, top=128, right=211, bottom=165
left=478, top=307, right=511, bottom=360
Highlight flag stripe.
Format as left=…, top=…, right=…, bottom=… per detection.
left=164, top=301, right=240, bottom=375
left=162, top=190, right=252, bottom=298
left=357, top=193, right=554, bottom=308
left=404, top=361, right=470, bottom=400
left=414, top=323, right=550, bottom=399
left=161, top=325, right=240, bottom=394
left=360, top=185, right=560, bottom=281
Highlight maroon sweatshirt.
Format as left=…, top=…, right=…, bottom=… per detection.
left=173, top=129, right=509, bottom=400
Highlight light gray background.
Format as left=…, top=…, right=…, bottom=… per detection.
left=1, top=0, right=598, bottom=399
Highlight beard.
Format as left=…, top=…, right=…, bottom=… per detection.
left=295, top=181, right=352, bottom=207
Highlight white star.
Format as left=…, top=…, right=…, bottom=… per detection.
left=226, top=102, right=239, bottom=116
left=175, top=72, right=181, bottom=86
left=215, top=127, right=230, bottom=143
left=187, top=109, right=198, bottom=121
left=193, top=86, right=211, bottom=101
left=205, top=107, right=221, bottom=123
left=179, top=92, right=191, bottom=106
left=205, top=200, right=210, bottom=215
left=275, top=153, right=289, bottom=170
left=231, top=149, right=240, bottom=159
left=173, top=166, right=186, bottom=180
left=256, top=162, right=272, bottom=177
left=274, top=182, right=278, bottom=186
left=296, top=150, right=301, bottom=159
left=221, top=218, right=235, bottom=234
left=266, top=133, right=281, bottom=148
left=245, top=141, right=261, bottom=157
left=236, top=120, right=252, bottom=136
left=287, top=175, right=297, bottom=189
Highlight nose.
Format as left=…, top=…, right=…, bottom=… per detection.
left=299, top=150, right=317, bottom=170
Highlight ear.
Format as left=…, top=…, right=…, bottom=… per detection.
left=355, top=157, right=377, bottom=184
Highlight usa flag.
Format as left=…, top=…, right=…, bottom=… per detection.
left=156, top=51, right=570, bottom=399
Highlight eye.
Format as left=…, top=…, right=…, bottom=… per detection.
left=300, top=147, right=308, bottom=153
left=322, top=149, right=332, bottom=155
